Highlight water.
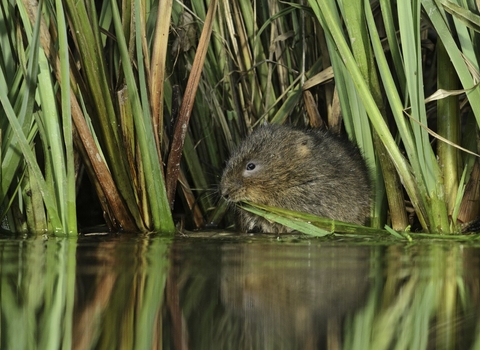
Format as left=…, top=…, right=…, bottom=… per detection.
left=1, top=232, right=479, bottom=349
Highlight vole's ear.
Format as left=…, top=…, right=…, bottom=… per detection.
left=296, top=135, right=313, bottom=157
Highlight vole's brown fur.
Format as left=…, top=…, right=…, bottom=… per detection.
left=220, top=124, right=371, bottom=233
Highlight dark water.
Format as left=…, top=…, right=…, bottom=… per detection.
left=1, top=232, right=480, bottom=350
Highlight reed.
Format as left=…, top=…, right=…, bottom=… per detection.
left=1, top=0, right=480, bottom=234
left=305, top=0, right=480, bottom=234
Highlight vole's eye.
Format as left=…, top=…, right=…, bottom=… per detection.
left=243, top=161, right=260, bottom=177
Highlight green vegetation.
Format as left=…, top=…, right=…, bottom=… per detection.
left=1, top=0, right=480, bottom=235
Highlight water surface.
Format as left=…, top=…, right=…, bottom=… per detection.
left=1, top=233, right=479, bottom=349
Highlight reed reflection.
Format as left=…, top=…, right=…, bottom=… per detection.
left=3, top=236, right=480, bottom=350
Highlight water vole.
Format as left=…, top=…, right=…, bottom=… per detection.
left=220, top=124, right=371, bottom=233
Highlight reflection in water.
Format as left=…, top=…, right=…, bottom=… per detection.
left=217, top=243, right=370, bottom=349
left=0, top=237, right=77, bottom=350
left=73, top=235, right=170, bottom=350
left=0, top=235, right=170, bottom=350
left=365, top=244, right=480, bottom=350
left=1, top=235, right=480, bottom=349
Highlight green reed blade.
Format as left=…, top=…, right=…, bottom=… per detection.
left=424, top=0, right=480, bottom=126
left=56, top=0, right=77, bottom=234
left=64, top=0, right=144, bottom=228
left=110, top=0, right=174, bottom=233
left=308, top=0, right=429, bottom=230
left=240, top=203, right=332, bottom=237
left=241, top=202, right=389, bottom=236
left=0, top=79, right=62, bottom=231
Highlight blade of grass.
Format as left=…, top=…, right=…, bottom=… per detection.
left=12, top=0, right=65, bottom=232
left=240, top=203, right=332, bottom=237
left=343, top=0, right=407, bottom=230
left=241, top=202, right=391, bottom=236
left=227, top=0, right=271, bottom=118
left=1, top=0, right=39, bottom=206
left=0, top=81, right=62, bottom=231
left=23, top=166, right=48, bottom=232
left=166, top=0, right=218, bottom=207
left=36, top=34, right=68, bottom=231
left=438, top=0, right=480, bottom=32
left=21, top=0, right=139, bottom=232
left=425, top=0, right=480, bottom=129
left=437, top=40, right=460, bottom=216
left=110, top=0, right=175, bottom=233
left=150, top=0, right=173, bottom=154
left=398, top=0, right=450, bottom=232
left=182, top=131, right=213, bottom=214
left=379, top=0, right=407, bottom=98
left=56, top=0, right=77, bottom=234
left=364, top=1, right=424, bottom=189
left=308, top=0, right=430, bottom=230
left=64, top=0, right=144, bottom=227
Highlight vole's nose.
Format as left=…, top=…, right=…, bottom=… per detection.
left=219, top=181, right=229, bottom=198
left=220, top=180, right=241, bottom=202
left=221, top=190, right=230, bottom=200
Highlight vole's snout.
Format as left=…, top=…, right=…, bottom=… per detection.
left=220, top=179, right=243, bottom=203
left=219, top=181, right=230, bottom=200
